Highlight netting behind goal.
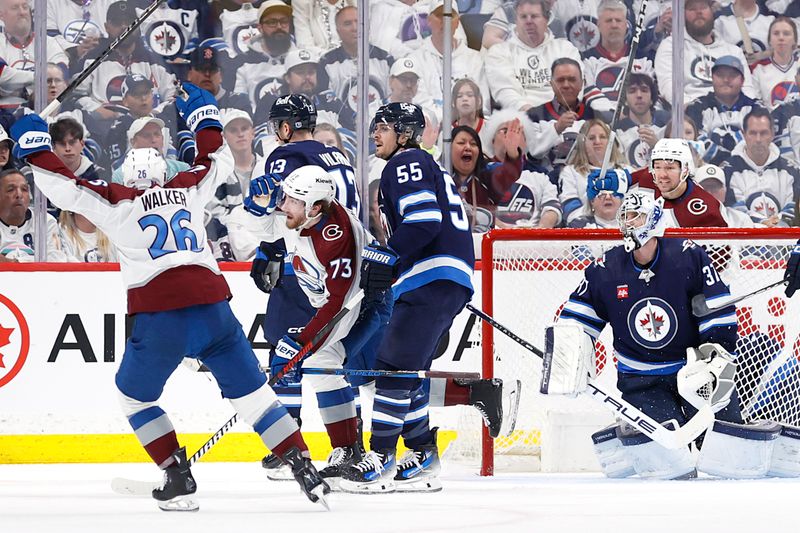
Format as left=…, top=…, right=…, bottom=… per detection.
left=445, top=228, right=800, bottom=476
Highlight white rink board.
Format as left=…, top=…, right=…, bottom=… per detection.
left=0, top=267, right=484, bottom=435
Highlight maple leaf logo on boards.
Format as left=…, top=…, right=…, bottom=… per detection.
left=0, top=323, right=12, bottom=368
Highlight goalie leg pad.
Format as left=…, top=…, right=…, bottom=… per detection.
left=617, top=422, right=696, bottom=480
left=540, top=324, right=595, bottom=396
left=697, top=420, right=781, bottom=479
left=591, top=424, right=635, bottom=478
left=767, top=424, right=800, bottom=478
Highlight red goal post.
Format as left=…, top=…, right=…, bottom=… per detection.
left=476, top=227, right=800, bottom=476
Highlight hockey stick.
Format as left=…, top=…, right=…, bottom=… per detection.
left=465, top=303, right=714, bottom=449
left=691, top=279, right=788, bottom=318
left=40, top=0, right=166, bottom=119
left=265, top=367, right=481, bottom=380
left=596, top=0, right=649, bottom=183
left=111, top=290, right=366, bottom=496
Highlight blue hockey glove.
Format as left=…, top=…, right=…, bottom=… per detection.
left=271, top=335, right=304, bottom=384
left=586, top=168, right=630, bottom=202
left=243, top=174, right=281, bottom=216
left=175, top=82, right=222, bottom=133
left=360, top=243, right=399, bottom=301
left=785, top=242, right=800, bottom=298
left=10, top=114, right=52, bottom=160
left=250, top=239, right=285, bottom=293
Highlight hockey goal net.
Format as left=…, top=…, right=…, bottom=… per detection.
left=447, top=227, right=800, bottom=476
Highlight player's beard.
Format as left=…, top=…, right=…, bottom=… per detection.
left=264, top=31, right=292, bottom=56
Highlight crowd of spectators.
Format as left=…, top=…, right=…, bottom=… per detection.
left=1, top=0, right=800, bottom=263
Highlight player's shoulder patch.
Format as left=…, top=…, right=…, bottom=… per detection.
left=681, top=239, right=697, bottom=251
left=321, top=223, right=344, bottom=242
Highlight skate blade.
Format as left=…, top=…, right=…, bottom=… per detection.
left=157, top=495, right=199, bottom=512
left=321, top=476, right=342, bottom=492
left=395, top=476, right=442, bottom=493
left=500, top=379, right=522, bottom=437
left=309, top=485, right=331, bottom=511
left=339, top=478, right=396, bottom=494
left=266, top=466, right=295, bottom=482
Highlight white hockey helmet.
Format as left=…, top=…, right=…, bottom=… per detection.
left=616, top=190, right=666, bottom=252
left=122, top=148, right=167, bottom=189
left=649, top=138, right=695, bottom=181
left=280, top=165, right=335, bottom=218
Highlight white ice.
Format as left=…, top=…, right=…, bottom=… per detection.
left=1, top=461, right=796, bottom=533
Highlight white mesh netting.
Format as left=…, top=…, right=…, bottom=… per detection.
left=445, top=229, right=800, bottom=474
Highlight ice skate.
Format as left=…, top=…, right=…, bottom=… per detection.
left=339, top=449, right=397, bottom=494
left=282, top=447, right=331, bottom=510
left=261, top=452, right=294, bottom=481
left=319, top=443, right=362, bottom=491
left=394, top=428, right=442, bottom=492
left=468, top=378, right=504, bottom=438
left=152, top=447, right=199, bottom=512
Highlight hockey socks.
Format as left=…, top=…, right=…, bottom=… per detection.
left=370, top=387, right=412, bottom=451
left=401, top=384, right=434, bottom=449
left=125, top=404, right=181, bottom=467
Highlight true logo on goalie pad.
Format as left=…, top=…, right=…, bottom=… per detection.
left=626, top=297, right=678, bottom=350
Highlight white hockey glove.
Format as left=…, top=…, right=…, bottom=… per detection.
left=678, top=343, right=737, bottom=413
left=540, top=324, right=596, bottom=397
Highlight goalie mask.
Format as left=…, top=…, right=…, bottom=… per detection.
left=616, top=190, right=666, bottom=252
left=122, top=148, right=167, bottom=189
left=280, top=165, right=335, bottom=221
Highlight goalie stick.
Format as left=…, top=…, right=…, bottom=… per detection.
left=40, top=0, right=166, bottom=119
left=264, top=367, right=481, bottom=380
left=465, top=303, right=714, bottom=449
left=111, top=290, right=366, bottom=496
left=691, top=279, right=788, bottom=318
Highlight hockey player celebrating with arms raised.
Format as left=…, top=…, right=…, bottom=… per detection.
left=339, top=102, right=486, bottom=493
left=10, top=83, right=329, bottom=511
left=550, top=190, right=790, bottom=479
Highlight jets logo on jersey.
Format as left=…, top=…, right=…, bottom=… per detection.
left=292, top=254, right=326, bottom=295
left=566, top=17, right=599, bottom=51
left=233, top=25, right=260, bottom=55
left=105, top=75, right=127, bottom=103
left=626, top=297, right=679, bottom=350
left=322, top=224, right=343, bottom=242
left=596, top=66, right=623, bottom=94
left=256, top=78, right=283, bottom=100
left=687, top=198, right=708, bottom=216
left=63, top=19, right=103, bottom=44
left=146, top=21, right=186, bottom=58
left=627, top=138, right=652, bottom=168
left=346, top=79, right=383, bottom=115
left=690, top=57, right=713, bottom=84
left=771, top=81, right=799, bottom=108
left=747, top=191, right=780, bottom=218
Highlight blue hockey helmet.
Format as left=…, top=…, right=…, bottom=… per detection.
left=269, top=93, right=317, bottom=133
left=370, top=102, right=425, bottom=146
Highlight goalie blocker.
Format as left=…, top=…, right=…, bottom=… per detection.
left=543, top=325, right=800, bottom=479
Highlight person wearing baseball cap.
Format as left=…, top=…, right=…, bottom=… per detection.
left=110, top=116, right=189, bottom=184
left=685, top=54, right=760, bottom=165
left=257, top=0, right=293, bottom=57
left=386, top=57, right=422, bottom=105
left=654, top=0, right=757, bottom=106
left=121, top=74, right=155, bottom=118
left=187, top=41, right=250, bottom=113
left=695, top=164, right=757, bottom=227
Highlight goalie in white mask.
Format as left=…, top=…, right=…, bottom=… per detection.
left=544, top=189, right=799, bottom=479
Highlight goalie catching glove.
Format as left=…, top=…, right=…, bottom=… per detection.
left=677, top=343, right=737, bottom=413
left=250, top=240, right=285, bottom=293
left=540, top=324, right=596, bottom=397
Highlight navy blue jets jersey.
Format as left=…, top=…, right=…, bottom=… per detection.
left=266, top=139, right=360, bottom=216
left=378, top=148, right=474, bottom=298
left=559, top=238, right=737, bottom=375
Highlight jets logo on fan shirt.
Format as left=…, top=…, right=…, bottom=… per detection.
left=626, top=297, right=679, bottom=350
left=566, top=17, right=599, bottom=52
left=146, top=21, right=186, bottom=58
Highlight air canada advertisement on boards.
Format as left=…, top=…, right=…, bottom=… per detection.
left=0, top=268, right=483, bottom=434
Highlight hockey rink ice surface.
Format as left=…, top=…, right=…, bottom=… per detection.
left=2, top=462, right=797, bottom=533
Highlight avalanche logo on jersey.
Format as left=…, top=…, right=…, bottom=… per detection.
left=565, top=16, right=599, bottom=52
left=626, top=297, right=678, bottom=350
left=322, top=224, right=343, bottom=242
left=146, top=21, right=186, bottom=58
left=771, top=81, right=799, bottom=108
left=292, top=254, right=326, bottom=295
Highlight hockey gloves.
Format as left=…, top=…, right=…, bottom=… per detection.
left=785, top=241, right=800, bottom=298
left=10, top=114, right=51, bottom=160
left=243, top=174, right=281, bottom=216
left=271, top=335, right=303, bottom=384
left=586, top=168, right=630, bottom=201
left=250, top=240, right=285, bottom=293
left=360, top=243, right=399, bottom=301
left=176, top=82, right=222, bottom=133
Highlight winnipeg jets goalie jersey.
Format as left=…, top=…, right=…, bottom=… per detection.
left=26, top=129, right=234, bottom=314
left=558, top=238, right=738, bottom=374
